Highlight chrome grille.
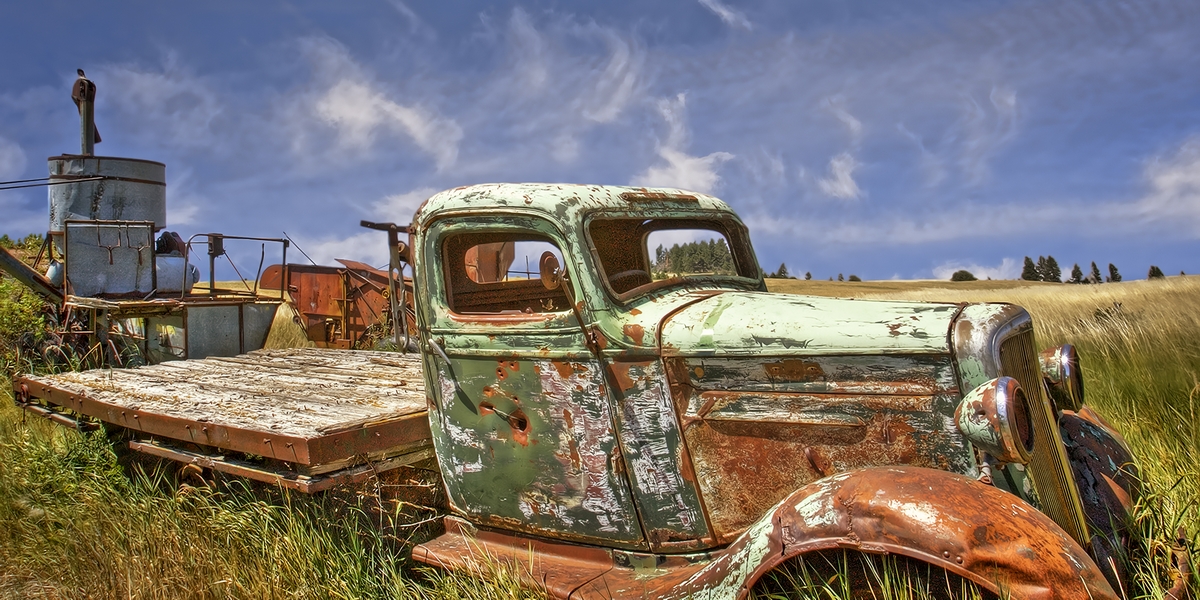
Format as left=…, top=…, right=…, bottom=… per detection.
left=999, top=329, right=1089, bottom=545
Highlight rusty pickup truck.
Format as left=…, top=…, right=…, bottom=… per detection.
left=15, top=183, right=1165, bottom=599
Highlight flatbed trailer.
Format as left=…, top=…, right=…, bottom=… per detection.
left=11, top=348, right=432, bottom=492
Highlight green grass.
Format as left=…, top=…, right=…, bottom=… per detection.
left=0, top=388, right=543, bottom=599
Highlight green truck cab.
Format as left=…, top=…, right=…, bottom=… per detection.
left=406, top=184, right=1138, bottom=599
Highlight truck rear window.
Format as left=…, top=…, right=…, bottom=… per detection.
left=442, top=232, right=570, bottom=315
left=589, top=217, right=756, bottom=299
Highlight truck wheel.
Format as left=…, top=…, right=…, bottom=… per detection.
left=750, top=550, right=995, bottom=600
left=1060, top=410, right=1140, bottom=591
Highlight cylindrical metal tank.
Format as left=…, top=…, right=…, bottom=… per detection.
left=155, top=256, right=200, bottom=294
left=47, top=155, right=166, bottom=234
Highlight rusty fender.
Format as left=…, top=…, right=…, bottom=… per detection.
left=658, top=466, right=1117, bottom=600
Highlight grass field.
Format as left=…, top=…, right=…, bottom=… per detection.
left=0, top=273, right=1195, bottom=598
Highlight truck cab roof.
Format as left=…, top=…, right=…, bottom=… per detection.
left=411, top=183, right=738, bottom=231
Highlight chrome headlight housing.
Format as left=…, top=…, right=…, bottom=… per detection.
left=1038, top=344, right=1083, bottom=411
left=955, top=376, right=1034, bottom=465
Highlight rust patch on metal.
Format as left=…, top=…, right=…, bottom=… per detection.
left=622, top=323, right=645, bottom=346
left=764, top=359, right=825, bottom=382
left=551, top=360, right=574, bottom=378
left=608, top=361, right=645, bottom=393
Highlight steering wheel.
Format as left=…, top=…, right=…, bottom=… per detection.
left=608, top=269, right=652, bottom=293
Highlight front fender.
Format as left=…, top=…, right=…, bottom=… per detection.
left=662, top=466, right=1118, bottom=600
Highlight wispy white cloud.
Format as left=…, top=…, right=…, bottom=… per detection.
left=817, top=152, right=863, bottom=200
left=300, top=186, right=438, bottom=265
left=957, top=85, right=1019, bottom=185
left=387, top=0, right=433, bottom=38
left=581, top=29, right=642, bottom=124
left=482, top=11, right=644, bottom=165
left=896, top=123, right=946, bottom=187
left=299, top=38, right=462, bottom=170
left=374, top=186, right=437, bottom=220
left=1138, top=135, right=1200, bottom=233
left=97, top=54, right=223, bottom=148
left=698, top=0, right=752, bottom=31
left=630, top=94, right=733, bottom=194
left=314, top=79, right=462, bottom=169
left=932, top=258, right=1021, bottom=280
left=823, top=95, right=863, bottom=143
left=0, top=135, right=27, bottom=181
left=300, top=231, right=383, bottom=267
left=506, top=8, right=550, bottom=94
left=166, top=168, right=203, bottom=227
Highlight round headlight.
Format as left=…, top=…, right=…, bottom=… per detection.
left=1038, top=344, right=1084, bottom=411
left=955, top=376, right=1034, bottom=465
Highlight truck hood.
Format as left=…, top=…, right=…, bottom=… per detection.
left=659, top=291, right=960, bottom=357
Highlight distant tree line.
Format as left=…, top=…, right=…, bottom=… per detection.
left=653, top=240, right=736, bottom=277
left=763, top=264, right=862, bottom=281
left=949, top=256, right=1186, bottom=282
left=1012, top=255, right=1179, bottom=283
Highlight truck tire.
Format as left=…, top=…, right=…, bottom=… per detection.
left=1060, top=410, right=1140, bottom=591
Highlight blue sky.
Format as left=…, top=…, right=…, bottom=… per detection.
left=2, top=0, right=1198, bottom=280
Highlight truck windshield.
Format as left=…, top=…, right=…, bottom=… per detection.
left=588, top=217, right=758, bottom=300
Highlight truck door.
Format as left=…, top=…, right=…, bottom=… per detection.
left=421, top=216, right=646, bottom=549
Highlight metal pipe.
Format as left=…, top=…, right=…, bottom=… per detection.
left=79, top=80, right=96, bottom=156
left=0, top=246, right=63, bottom=303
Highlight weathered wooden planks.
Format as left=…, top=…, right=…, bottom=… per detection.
left=19, top=348, right=427, bottom=440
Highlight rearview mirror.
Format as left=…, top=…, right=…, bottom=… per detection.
left=539, top=251, right=561, bottom=290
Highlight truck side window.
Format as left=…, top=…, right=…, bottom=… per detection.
left=443, top=232, right=570, bottom=315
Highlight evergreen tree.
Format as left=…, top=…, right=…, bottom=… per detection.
left=1089, top=262, right=1102, bottom=284
left=804, top=271, right=812, bottom=280
left=1044, top=256, right=1062, bottom=283
left=837, top=273, right=844, bottom=282
left=1035, top=256, right=1048, bottom=281
left=1108, top=263, right=1122, bottom=283
left=1069, top=264, right=1083, bottom=284
left=1148, top=265, right=1165, bottom=280
left=1021, top=257, right=1039, bottom=281
left=776, top=263, right=789, bottom=279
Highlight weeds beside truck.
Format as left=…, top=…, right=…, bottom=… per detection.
left=12, top=183, right=1189, bottom=599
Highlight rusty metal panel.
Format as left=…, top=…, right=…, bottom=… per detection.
left=260, top=263, right=392, bottom=347
left=673, top=354, right=970, bottom=542
left=413, top=516, right=614, bottom=599
left=14, top=348, right=429, bottom=467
